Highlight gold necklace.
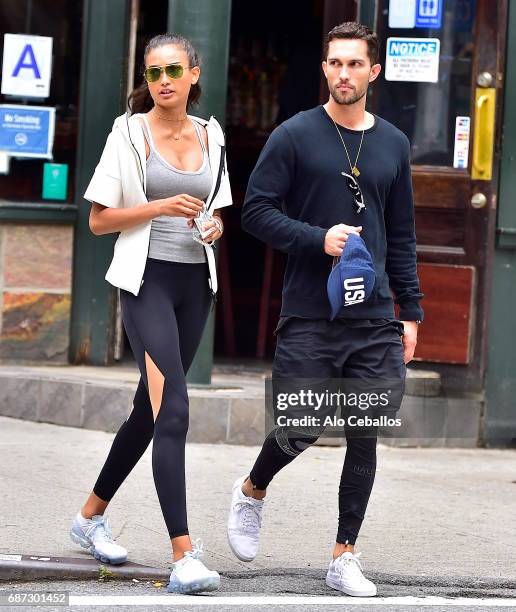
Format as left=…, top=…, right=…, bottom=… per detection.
left=154, top=111, right=187, bottom=122
left=153, top=110, right=188, bottom=140
left=172, top=117, right=188, bottom=141
left=330, top=116, right=364, bottom=178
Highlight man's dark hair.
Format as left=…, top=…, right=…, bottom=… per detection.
left=324, top=22, right=379, bottom=66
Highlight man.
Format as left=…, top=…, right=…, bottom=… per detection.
left=227, top=22, right=423, bottom=597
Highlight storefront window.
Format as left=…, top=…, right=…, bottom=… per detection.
left=218, top=0, right=324, bottom=358
left=372, top=0, right=476, bottom=166
left=0, top=0, right=83, bottom=203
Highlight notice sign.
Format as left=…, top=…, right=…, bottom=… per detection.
left=0, top=104, right=55, bottom=158
left=385, top=37, right=440, bottom=83
left=453, top=116, right=470, bottom=169
left=1, top=34, right=53, bottom=98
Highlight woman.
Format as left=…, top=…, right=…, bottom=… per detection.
left=69, top=33, right=232, bottom=594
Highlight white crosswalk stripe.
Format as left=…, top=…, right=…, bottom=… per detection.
left=69, top=594, right=516, bottom=607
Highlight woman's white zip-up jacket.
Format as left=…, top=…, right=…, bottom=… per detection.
left=84, top=112, right=232, bottom=297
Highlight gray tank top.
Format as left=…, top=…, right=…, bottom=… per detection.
left=141, top=114, right=213, bottom=263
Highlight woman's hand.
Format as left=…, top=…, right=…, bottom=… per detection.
left=187, top=215, right=223, bottom=243
left=155, top=194, right=204, bottom=219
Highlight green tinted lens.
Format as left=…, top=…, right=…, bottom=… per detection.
left=144, top=67, right=161, bottom=82
left=165, top=64, right=184, bottom=79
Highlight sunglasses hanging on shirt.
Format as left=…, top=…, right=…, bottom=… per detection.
left=330, top=116, right=367, bottom=214
left=341, top=171, right=366, bottom=214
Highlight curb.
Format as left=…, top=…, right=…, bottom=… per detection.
left=3, top=556, right=515, bottom=595
left=0, top=364, right=483, bottom=447
left=0, top=554, right=169, bottom=582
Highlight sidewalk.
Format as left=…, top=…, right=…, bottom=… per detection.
left=0, top=415, right=515, bottom=590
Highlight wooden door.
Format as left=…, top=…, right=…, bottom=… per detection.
left=371, top=0, right=506, bottom=384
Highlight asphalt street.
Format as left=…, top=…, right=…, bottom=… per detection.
left=1, top=415, right=515, bottom=611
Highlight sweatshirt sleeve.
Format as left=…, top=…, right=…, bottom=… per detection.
left=83, top=129, right=123, bottom=209
left=241, top=125, right=327, bottom=254
left=385, top=136, right=424, bottom=321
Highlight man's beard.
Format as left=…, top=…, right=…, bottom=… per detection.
left=330, top=83, right=367, bottom=106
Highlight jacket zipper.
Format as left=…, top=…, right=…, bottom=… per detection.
left=123, top=113, right=151, bottom=287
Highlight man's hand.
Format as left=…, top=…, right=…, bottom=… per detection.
left=324, top=224, right=362, bottom=256
left=401, top=321, right=418, bottom=363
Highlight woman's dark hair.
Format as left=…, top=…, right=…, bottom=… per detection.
left=324, top=22, right=379, bottom=66
left=127, top=34, right=201, bottom=115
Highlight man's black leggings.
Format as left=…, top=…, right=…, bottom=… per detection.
left=250, top=423, right=378, bottom=545
left=92, top=258, right=211, bottom=539
left=249, top=316, right=406, bottom=545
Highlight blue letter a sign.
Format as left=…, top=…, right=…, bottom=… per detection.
left=12, top=44, right=41, bottom=78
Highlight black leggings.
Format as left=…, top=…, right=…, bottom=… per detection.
left=92, top=258, right=211, bottom=539
left=249, top=425, right=378, bottom=545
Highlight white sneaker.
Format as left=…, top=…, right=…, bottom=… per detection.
left=167, top=539, right=220, bottom=594
left=326, top=551, right=377, bottom=597
left=227, top=474, right=264, bottom=562
left=70, top=513, right=127, bottom=565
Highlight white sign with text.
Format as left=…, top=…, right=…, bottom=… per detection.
left=1, top=34, right=53, bottom=97
left=453, top=116, right=470, bottom=169
left=385, top=37, right=440, bottom=83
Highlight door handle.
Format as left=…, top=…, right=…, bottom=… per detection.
left=471, top=193, right=487, bottom=209
left=472, top=87, right=496, bottom=181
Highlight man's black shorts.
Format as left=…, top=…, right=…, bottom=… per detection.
left=271, top=317, right=406, bottom=422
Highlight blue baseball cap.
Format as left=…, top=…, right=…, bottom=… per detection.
left=327, top=233, right=376, bottom=320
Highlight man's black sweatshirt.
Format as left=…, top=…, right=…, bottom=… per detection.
left=241, top=105, right=424, bottom=322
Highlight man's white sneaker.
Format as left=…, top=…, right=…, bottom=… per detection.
left=325, top=551, right=377, bottom=597
left=227, top=474, right=264, bottom=562
left=70, top=512, right=127, bottom=565
left=167, top=539, right=220, bottom=594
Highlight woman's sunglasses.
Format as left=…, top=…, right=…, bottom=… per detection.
left=341, top=172, right=366, bottom=214
left=143, top=63, right=188, bottom=83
